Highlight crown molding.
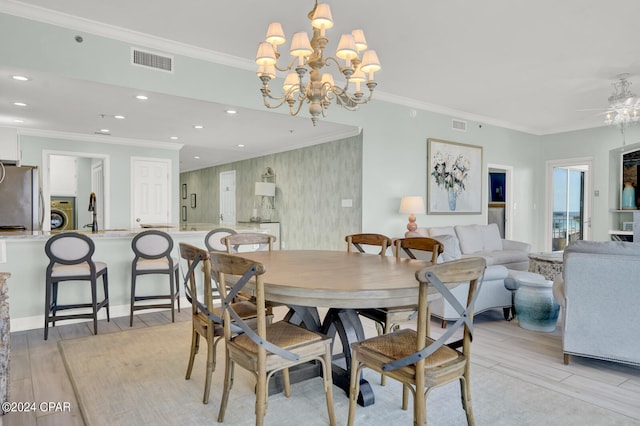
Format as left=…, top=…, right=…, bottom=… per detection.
left=0, top=0, right=256, bottom=72
left=18, top=128, right=183, bottom=150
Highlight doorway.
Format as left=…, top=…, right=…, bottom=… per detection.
left=487, top=164, right=513, bottom=239
left=42, top=150, right=109, bottom=231
left=545, top=158, right=592, bottom=251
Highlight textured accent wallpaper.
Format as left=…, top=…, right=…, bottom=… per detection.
left=180, top=133, right=362, bottom=250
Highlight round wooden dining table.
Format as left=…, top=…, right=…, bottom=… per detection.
left=236, top=249, right=435, bottom=407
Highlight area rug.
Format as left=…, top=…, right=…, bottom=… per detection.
left=59, top=321, right=636, bottom=425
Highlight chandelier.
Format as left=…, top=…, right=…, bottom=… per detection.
left=255, top=1, right=381, bottom=125
left=604, top=75, right=640, bottom=128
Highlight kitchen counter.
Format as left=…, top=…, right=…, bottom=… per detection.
left=0, top=223, right=267, bottom=331
left=0, top=223, right=265, bottom=241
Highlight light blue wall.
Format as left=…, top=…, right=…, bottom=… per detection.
left=2, top=12, right=633, bottom=251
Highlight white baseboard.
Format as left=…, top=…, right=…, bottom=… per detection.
left=10, top=296, right=190, bottom=332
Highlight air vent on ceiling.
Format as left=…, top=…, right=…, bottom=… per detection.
left=131, top=48, right=173, bottom=73
left=452, top=119, right=467, bottom=132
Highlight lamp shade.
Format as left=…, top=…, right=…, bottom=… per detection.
left=336, top=34, right=358, bottom=60
left=265, top=22, right=286, bottom=46
left=255, top=182, right=276, bottom=197
left=255, top=42, right=277, bottom=65
left=351, top=29, right=368, bottom=51
left=360, top=50, right=381, bottom=73
left=399, top=196, right=425, bottom=214
left=311, top=3, right=334, bottom=31
left=290, top=32, right=313, bottom=57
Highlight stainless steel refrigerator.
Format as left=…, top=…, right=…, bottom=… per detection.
left=0, top=164, right=42, bottom=231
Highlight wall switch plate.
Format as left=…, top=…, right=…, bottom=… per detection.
left=341, top=199, right=353, bottom=208
left=0, top=240, right=6, bottom=263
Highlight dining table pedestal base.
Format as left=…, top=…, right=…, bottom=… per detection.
left=278, top=305, right=376, bottom=407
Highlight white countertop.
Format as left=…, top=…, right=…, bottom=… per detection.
left=0, top=223, right=265, bottom=241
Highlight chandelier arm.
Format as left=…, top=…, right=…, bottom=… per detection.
left=289, top=97, right=306, bottom=117
left=262, top=96, right=291, bottom=110
left=274, top=58, right=297, bottom=73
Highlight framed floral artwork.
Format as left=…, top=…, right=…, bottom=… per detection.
left=427, top=138, right=483, bottom=214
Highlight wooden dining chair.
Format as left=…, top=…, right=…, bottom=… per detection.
left=347, top=257, right=486, bottom=426
left=212, top=252, right=336, bottom=426
left=355, top=235, right=443, bottom=385
left=220, top=232, right=277, bottom=310
left=178, top=243, right=260, bottom=404
left=220, top=232, right=276, bottom=253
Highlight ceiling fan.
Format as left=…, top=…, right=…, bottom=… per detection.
left=577, top=74, right=639, bottom=144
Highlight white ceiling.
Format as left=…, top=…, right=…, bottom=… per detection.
left=1, top=0, right=640, bottom=171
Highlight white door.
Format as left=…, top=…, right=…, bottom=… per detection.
left=132, top=158, right=171, bottom=227
left=220, top=171, right=236, bottom=225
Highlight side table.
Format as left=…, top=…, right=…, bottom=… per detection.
left=528, top=251, right=564, bottom=281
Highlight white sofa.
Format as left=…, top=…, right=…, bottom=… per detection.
left=406, top=224, right=531, bottom=323
left=412, top=223, right=531, bottom=270
left=554, top=240, right=640, bottom=366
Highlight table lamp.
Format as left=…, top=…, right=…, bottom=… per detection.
left=399, top=196, right=425, bottom=236
left=255, top=182, right=276, bottom=221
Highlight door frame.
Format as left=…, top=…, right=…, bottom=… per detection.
left=130, top=157, right=172, bottom=227
left=545, top=157, right=593, bottom=251
left=487, top=163, right=514, bottom=240
left=42, top=150, right=110, bottom=231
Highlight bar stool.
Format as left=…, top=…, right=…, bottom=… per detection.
left=204, top=228, right=237, bottom=252
left=44, top=232, right=110, bottom=340
left=130, top=230, right=180, bottom=326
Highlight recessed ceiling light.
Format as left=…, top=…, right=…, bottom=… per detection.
left=193, top=125, right=204, bottom=129
left=114, top=115, right=125, bottom=119
left=135, top=95, right=148, bottom=100
left=13, top=119, right=24, bottom=123
left=237, top=144, right=245, bottom=147
left=12, top=75, right=29, bottom=81
left=170, top=136, right=179, bottom=140
left=13, top=102, right=27, bottom=107
left=225, top=109, right=238, bottom=115
left=194, top=156, right=200, bottom=159
left=99, top=128, right=110, bottom=133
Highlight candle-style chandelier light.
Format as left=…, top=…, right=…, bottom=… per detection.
left=255, top=1, right=381, bottom=125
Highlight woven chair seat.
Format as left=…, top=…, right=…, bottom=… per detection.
left=233, top=321, right=324, bottom=354
left=211, top=300, right=258, bottom=320
left=358, top=328, right=461, bottom=368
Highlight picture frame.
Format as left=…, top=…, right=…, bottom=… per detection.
left=427, top=138, right=483, bottom=214
left=181, top=183, right=187, bottom=200
left=190, top=193, right=197, bottom=209
left=181, top=205, right=187, bottom=222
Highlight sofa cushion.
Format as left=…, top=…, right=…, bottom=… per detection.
left=430, top=234, right=462, bottom=262
left=454, top=225, right=484, bottom=254
left=482, top=223, right=503, bottom=252
left=469, top=250, right=529, bottom=266
left=427, top=226, right=456, bottom=238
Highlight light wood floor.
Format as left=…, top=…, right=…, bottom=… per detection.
left=4, top=308, right=640, bottom=425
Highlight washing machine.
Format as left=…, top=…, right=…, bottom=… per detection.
left=51, top=197, right=76, bottom=231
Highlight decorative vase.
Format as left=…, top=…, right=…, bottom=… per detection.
left=447, top=189, right=457, bottom=211
left=514, top=278, right=559, bottom=332
left=622, top=182, right=636, bottom=210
